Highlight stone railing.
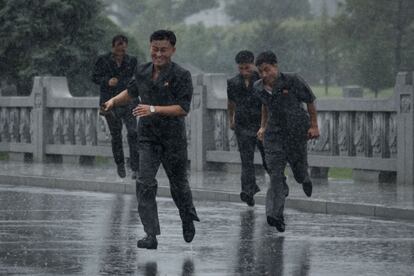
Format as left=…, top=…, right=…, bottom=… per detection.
left=191, top=72, right=414, bottom=184
left=0, top=76, right=198, bottom=165
left=1, top=72, right=413, bottom=184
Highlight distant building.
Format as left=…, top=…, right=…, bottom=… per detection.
left=184, top=0, right=233, bottom=27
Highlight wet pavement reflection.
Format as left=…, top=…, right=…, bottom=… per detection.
left=0, top=184, right=413, bottom=275
left=1, top=160, right=413, bottom=209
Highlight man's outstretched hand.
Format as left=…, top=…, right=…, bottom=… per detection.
left=100, top=99, right=115, bottom=114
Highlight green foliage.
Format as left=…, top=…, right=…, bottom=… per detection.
left=2, top=0, right=411, bottom=95
left=155, top=19, right=327, bottom=80
left=319, top=1, right=337, bottom=95
left=174, top=22, right=259, bottom=73
left=0, top=0, right=144, bottom=96
left=334, top=0, right=414, bottom=95
left=106, top=0, right=218, bottom=55
left=243, top=19, right=325, bottom=83
left=126, top=0, right=322, bottom=80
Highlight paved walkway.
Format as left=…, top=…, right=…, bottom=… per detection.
left=0, top=185, right=413, bottom=275
left=0, top=161, right=413, bottom=220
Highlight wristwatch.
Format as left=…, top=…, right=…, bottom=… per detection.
left=149, top=105, right=156, bottom=113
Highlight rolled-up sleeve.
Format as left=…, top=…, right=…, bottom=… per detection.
left=294, top=74, right=316, bottom=103
left=175, top=71, right=193, bottom=113
left=227, top=79, right=235, bottom=103
left=127, top=75, right=139, bottom=98
left=91, top=57, right=109, bottom=86
left=253, top=81, right=268, bottom=105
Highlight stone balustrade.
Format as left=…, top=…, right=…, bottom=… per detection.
left=1, top=72, right=413, bottom=184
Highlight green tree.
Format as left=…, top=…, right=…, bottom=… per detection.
left=243, top=19, right=322, bottom=83
left=123, top=0, right=218, bottom=62
left=319, top=0, right=337, bottom=95
left=334, top=0, right=414, bottom=95
left=120, top=0, right=328, bottom=84
left=0, top=0, right=143, bottom=96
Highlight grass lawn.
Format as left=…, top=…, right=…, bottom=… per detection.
left=95, top=156, right=110, bottom=165
left=311, top=85, right=394, bottom=99
left=328, top=167, right=352, bottom=179
left=0, top=152, right=9, bottom=161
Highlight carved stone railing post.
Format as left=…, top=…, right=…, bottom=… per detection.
left=310, top=87, right=363, bottom=179
left=31, top=77, right=47, bottom=162
left=309, top=111, right=332, bottom=179
left=396, top=72, right=414, bottom=184
left=190, top=75, right=208, bottom=171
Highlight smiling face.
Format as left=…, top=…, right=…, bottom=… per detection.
left=150, top=39, right=176, bottom=68
left=257, top=63, right=279, bottom=86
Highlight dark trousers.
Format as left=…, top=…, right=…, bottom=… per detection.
left=264, top=131, right=309, bottom=220
left=236, top=130, right=268, bottom=197
left=104, top=105, right=139, bottom=171
left=136, top=139, right=199, bottom=236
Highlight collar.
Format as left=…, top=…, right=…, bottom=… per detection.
left=255, top=79, right=265, bottom=91
left=255, top=72, right=285, bottom=94
left=238, top=71, right=259, bottom=89
left=110, top=53, right=130, bottom=64
left=151, top=62, right=173, bottom=84
left=272, top=72, right=288, bottom=92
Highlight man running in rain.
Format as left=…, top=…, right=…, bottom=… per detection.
left=227, top=50, right=270, bottom=207
left=101, top=30, right=199, bottom=249
left=92, top=34, right=139, bottom=179
left=254, top=51, right=319, bottom=232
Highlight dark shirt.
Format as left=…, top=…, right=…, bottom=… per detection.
left=253, top=72, right=316, bottom=135
left=127, top=62, right=193, bottom=143
left=227, top=72, right=262, bottom=136
left=92, top=53, right=138, bottom=104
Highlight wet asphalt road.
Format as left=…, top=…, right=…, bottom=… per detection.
left=0, top=184, right=413, bottom=276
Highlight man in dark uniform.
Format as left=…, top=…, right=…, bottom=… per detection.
left=92, top=34, right=139, bottom=179
left=254, top=51, right=319, bottom=232
left=227, top=50, right=271, bottom=207
left=101, top=30, right=199, bottom=250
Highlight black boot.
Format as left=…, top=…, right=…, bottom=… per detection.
left=284, top=182, right=289, bottom=197
left=117, top=164, right=126, bottom=178
left=302, top=180, right=312, bottom=197
left=137, top=235, right=158, bottom=249
left=182, top=219, right=196, bottom=243
left=267, top=216, right=285, bottom=232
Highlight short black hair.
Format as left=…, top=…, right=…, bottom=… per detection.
left=112, top=34, right=128, bottom=47
left=235, top=50, right=254, bottom=64
left=150, top=30, right=177, bottom=46
left=255, top=51, right=278, bottom=66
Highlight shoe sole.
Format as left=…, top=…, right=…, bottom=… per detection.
left=137, top=243, right=157, bottom=250
left=137, top=246, right=157, bottom=250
